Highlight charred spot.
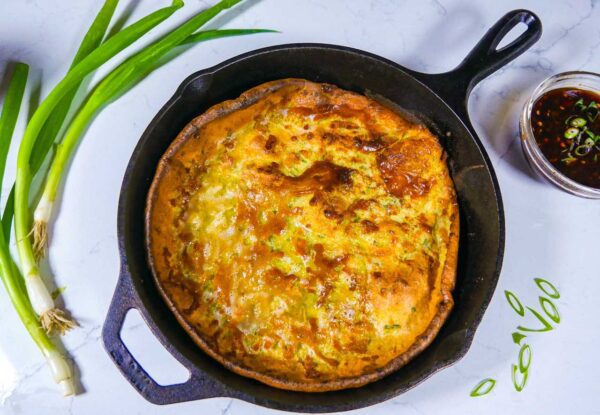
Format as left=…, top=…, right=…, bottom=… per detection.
left=265, top=134, right=277, bottom=151
left=179, top=231, right=193, bottom=242
left=323, top=207, right=342, bottom=220
left=257, top=162, right=280, bottom=175
left=322, top=132, right=337, bottom=143
left=269, top=161, right=353, bottom=195
left=361, top=220, right=379, bottom=233
left=336, top=167, right=353, bottom=186
left=354, top=136, right=385, bottom=152
left=376, top=140, right=434, bottom=198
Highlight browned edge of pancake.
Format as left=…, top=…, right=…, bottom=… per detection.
left=144, top=78, right=459, bottom=392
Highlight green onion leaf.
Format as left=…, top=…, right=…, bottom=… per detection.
left=505, top=290, right=525, bottom=316
left=534, top=278, right=560, bottom=298
left=181, top=28, right=278, bottom=45
left=539, top=296, right=560, bottom=324
left=0, top=63, right=28, bottom=191
left=470, top=378, right=496, bottom=397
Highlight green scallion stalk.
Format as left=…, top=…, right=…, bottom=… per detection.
left=0, top=63, right=75, bottom=395
left=15, top=0, right=184, bottom=335
left=34, top=3, right=265, bottom=256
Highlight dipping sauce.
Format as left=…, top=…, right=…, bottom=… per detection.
left=531, top=88, right=600, bottom=188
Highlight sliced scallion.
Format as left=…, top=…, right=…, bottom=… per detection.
left=518, top=343, right=532, bottom=373
left=534, top=278, right=560, bottom=299
left=511, top=363, right=528, bottom=392
left=512, top=331, right=526, bottom=345
left=564, top=127, right=579, bottom=139
left=539, top=296, right=560, bottom=324
left=505, top=290, right=525, bottom=316
left=517, top=306, right=553, bottom=332
left=470, top=378, right=496, bottom=397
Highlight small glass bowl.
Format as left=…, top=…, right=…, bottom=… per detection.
left=520, top=71, right=600, bottom=199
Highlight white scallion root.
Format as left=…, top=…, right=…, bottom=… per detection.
left=33, top=220, right=48, bottom=260
left=40, top=308, right=78, bottom=336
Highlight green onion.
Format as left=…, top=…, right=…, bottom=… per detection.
left=0, top=64, right=29, bottom=184
left=13, top=0, right=184, bottom=335
left=539, top=296, right=560, bottom=323
left=511, top=363, right=528, bottom=392
left=564, top=127, right=579, bottom=139
left=505, top=290, right=525, bottom=316
left=512, top=331, right=526, bottom=345
left=575, top=98, right=586, bottom=111
left=574, top=145, right=591, bottom=156
left=517, top=306, right=553, bottom=332
left=518, top=343, right=532, bottom=373
left=0, top=63, right=75, bottom=395
left=570, top=117, right=587, bottom=128
left=470, top=378, right=496, bottom=397
left=33, top=1, right=261, bottom=258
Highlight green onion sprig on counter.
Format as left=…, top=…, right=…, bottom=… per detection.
left=0, top=63, right=75, bottom=396
left=1, top=0, right=273, bottom=394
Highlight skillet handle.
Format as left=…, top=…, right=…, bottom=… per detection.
left=411, top=9, right=542, bottom=120
left=102, top=273, right=224, bottom=405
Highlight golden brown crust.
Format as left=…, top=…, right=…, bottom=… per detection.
left=146, top=79, right=459, bottom=392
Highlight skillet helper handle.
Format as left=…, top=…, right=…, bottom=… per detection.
left=415, top=9, right=542, bottom=118
left=102, top=274, right=220, bottom=405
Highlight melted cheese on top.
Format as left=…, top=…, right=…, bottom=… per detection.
left=148, top=79, right=458, bottom=389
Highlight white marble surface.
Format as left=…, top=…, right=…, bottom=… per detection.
left=0, top=0, right=599, bottom=414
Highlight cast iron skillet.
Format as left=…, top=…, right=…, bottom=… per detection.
left=102, top=9, right=541, bottom=412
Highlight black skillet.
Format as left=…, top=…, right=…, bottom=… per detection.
left=102, top=9, right=541, bottom=412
